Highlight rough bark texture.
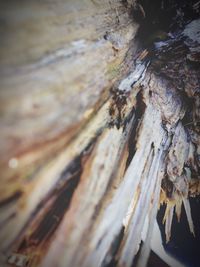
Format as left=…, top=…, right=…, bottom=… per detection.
left=0, top=1, right=200, bottom=267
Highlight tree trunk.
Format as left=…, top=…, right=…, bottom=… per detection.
left=0, top=1, right=200, bottom=267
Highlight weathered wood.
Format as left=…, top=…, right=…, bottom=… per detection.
left=0, top=1, right=200, bottom=267
left=0, top=1, right=140, bottom=265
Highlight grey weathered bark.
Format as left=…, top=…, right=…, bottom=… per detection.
left=0, top=1, right=200, bottom=267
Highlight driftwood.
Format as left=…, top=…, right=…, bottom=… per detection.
left=0, top=1, right=200, bottom=267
